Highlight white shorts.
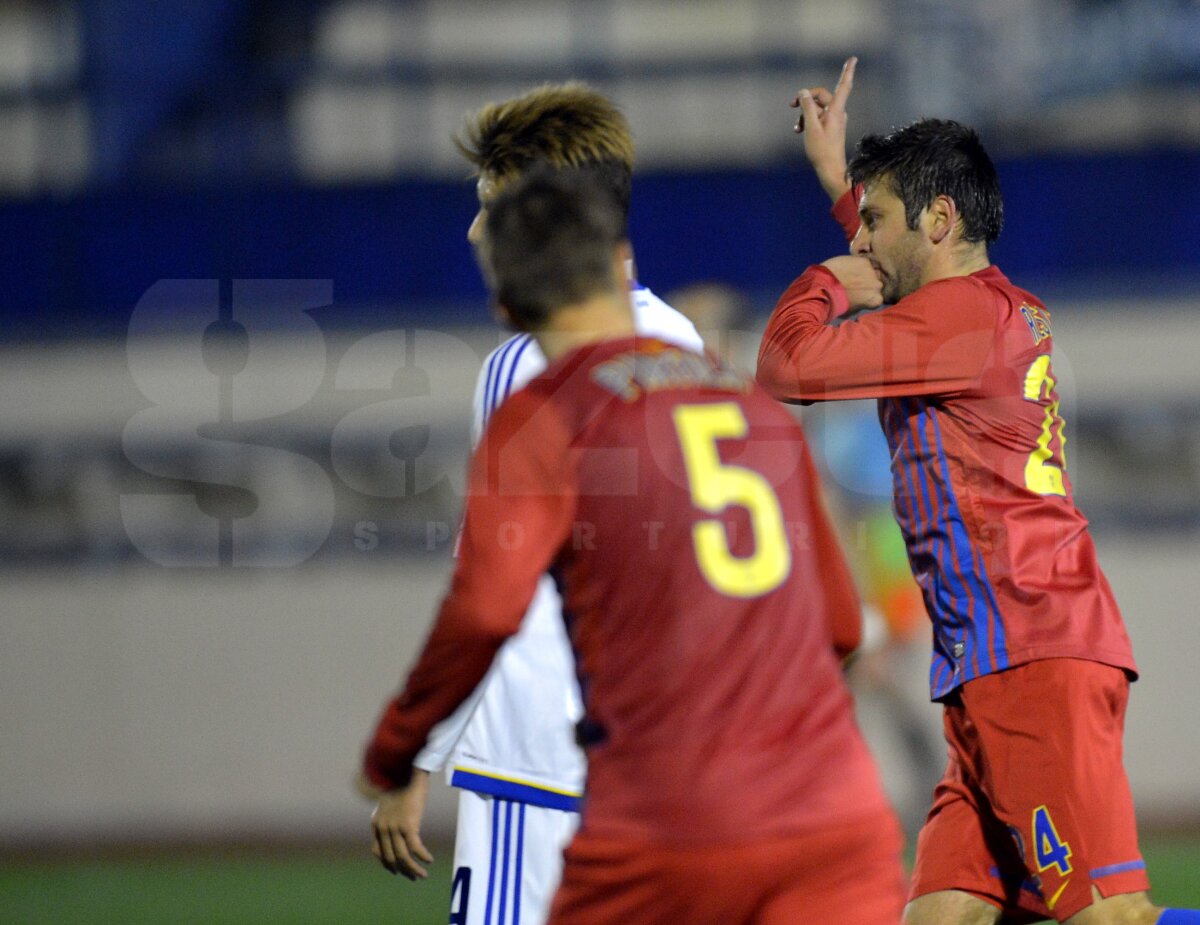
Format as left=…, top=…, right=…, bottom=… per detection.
left=448, top=788, right=580, bottom=925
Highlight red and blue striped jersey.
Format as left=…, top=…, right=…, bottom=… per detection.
left=757, top=195, right=1137, bottom=699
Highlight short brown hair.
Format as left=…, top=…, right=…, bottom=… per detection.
left=456, top=83, right=635, bottom=221
left=849, top=118, right=1003, bottom=246
left=483, top=167, right=626, bottom=331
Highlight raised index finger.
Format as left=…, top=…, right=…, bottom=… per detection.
left=830, top=56, right=858, bottom=113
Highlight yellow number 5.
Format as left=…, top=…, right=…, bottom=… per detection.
left=1022, top=355, right=1066, bottom=496
left=672, top=402, right=791, bottom=598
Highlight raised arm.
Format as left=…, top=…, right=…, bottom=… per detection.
left=792, top=56, right=857, bottom=203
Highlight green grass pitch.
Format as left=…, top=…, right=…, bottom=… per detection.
left=3, top=835, right=1199, bottom=925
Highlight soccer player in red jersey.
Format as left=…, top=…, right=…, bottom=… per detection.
left=360, top=83, right=706, bottom=925
left=758, top=58, right=1200, bottom=925
left=361, top=168, right=906, bottom=924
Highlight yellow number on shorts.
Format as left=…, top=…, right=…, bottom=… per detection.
left=1032, top=804, right=1073, bottom=877
left=1022, top=355, right=1067, bottom=497
left=672, top=402, right=791, bottom=598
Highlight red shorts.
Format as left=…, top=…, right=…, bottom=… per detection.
left=548, top=810, right=905, bottom=925
left=910, top=658, right=1150, bottom=922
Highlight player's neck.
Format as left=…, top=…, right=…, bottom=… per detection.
left=922, top=241, right=991, bottom=286
left=533, top=292, right=636, bottom=364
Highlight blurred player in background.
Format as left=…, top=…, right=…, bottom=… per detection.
left=357, top=84, right=701, bottom=925
left=757, top=57, right=1200, bottom=925
left=664, top=280, right=752, bottom=361
left=362, top=166, right=905, bottom=925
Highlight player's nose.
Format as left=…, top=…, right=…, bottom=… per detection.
left=467, top=209, right=486, bottom=246
left=850, top=225, right=870, bottom=256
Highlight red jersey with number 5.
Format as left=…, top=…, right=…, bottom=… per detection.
left=364, top=336, right=892, bottom=842
left=757, top=191, right=1137, bottom=699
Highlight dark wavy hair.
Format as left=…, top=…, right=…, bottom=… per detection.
left=849, top=118, right=1004, bottom=245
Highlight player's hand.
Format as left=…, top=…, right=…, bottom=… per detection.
left=820, top=255, right=883, bottom=311
left=370, top=769, right=435, bottom=880
left=791, top=56, right=857, bottom=202
left=355, top=771, right=385, bottom=800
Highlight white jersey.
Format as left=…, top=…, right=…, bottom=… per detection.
left=413, top=283, right=703, bottom=810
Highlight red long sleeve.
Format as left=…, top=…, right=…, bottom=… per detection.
left=756, top=266, right=1000, bottom=403
left=363, top=390, right=577, bottom=790
left=831, top=185, right=863, bottom=243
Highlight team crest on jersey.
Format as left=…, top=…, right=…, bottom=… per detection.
left=1020, top=304, right=1052, bottom=346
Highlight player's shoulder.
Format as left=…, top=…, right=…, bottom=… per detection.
left=631, top=285, right=704, bottom=352
left=912, top=269, right=1009, bottom=323
left=962, top=265, right=1053, bottom=331
left=480, top=368, right=567, bottom=452
left=474, top=333, right=547, bottom=425
left=923, top=272, right=994, bottom=297
left=480, top=333, right=546, bottom=385
left=937, top=264, right=1034, bottom=303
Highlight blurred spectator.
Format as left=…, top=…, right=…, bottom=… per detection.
left=664, top=281, right=755, bottom=365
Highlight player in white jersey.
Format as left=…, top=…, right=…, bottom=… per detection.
left=358, top=85, right=701, bottom=925
left=424, top=282, right=699, bottom=925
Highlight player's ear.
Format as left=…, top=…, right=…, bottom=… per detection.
left=927, top=194, right=957, bottom=245
left=491, top=300, right=517, bottom=331
left=613, top=240, right=634, bottom=282
left=494, top=299, right=537, bottom=333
